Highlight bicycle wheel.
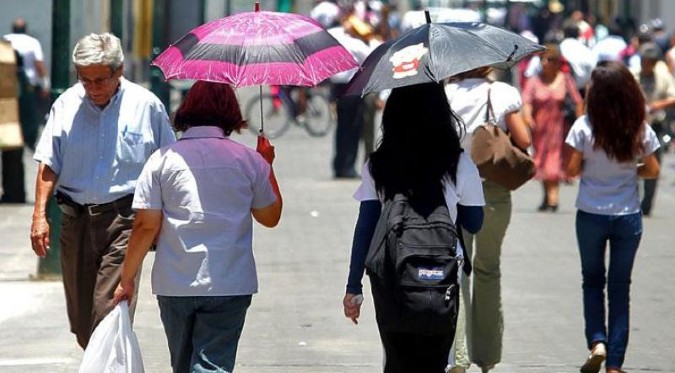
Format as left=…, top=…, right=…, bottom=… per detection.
left=302, top=92, right=335, bottom=137
left=245, top=94, right=292, bottom=139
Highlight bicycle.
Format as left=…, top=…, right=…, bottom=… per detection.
left=245, top=85, right=335, bottom=139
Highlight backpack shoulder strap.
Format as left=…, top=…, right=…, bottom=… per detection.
left=364, top=196, right=397, bottom=278
left=389, top=193, right=409, bottom=228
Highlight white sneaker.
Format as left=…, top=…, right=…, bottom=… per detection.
left=580, top=343, right=606, bottom=373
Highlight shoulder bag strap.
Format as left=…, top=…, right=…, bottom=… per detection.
left=485, top=85, right=496, bottom=124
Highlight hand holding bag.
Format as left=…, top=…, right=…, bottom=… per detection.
left=78, top=301, right=145, bottom=373
left=470, top=87, right=535, bottom=190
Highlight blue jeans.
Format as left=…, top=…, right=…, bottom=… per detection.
left=157, top=295, right=252, bottom=373
left=576, top=210, right=642, bottom=369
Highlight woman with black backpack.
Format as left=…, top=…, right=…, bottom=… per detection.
left=342, top=82, right=485, bottom=372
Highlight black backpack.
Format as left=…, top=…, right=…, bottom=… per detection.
left=365, top=190, right=460, bottom=335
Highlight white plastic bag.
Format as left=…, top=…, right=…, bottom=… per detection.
left=79, top=300, right=145, bottom=373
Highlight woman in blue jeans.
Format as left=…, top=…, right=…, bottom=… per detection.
left=565, top=61, right=660, bottom=373
left=114, top=81, right=283, bottom=372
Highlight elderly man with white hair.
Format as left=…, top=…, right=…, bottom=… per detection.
left=29, top=32, right=176, bottom=348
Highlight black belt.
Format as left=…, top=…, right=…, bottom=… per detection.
left=55, top=191, right=133, bottom=217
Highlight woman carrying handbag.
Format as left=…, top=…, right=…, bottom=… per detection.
left=444, top=67, right=531, bottom=373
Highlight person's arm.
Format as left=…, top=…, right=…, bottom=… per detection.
left=648, top=96, right=675, bottom=112
left=35, top=60, right=49, bottom=98
left=565, top=146, right=584, bottom=178
left=505, top=110, right=532, bottom=150
left=252, top=169, right=282, bottom=227
left=113, top=209, right=163, bottom=304
left=343, top=200, right=381, bottom=324
left=456, top=204, right=483, bottom=234
left=30, top=163, right=57, bottom=257
left=522, top=103, right=535, bottom=128
left=252, top=135, right=283, bottom=227
left=638, top=153, right=660, bottom=179
left=520, top=79, right=535, bottom=128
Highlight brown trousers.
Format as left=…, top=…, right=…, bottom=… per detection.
left=59, top=200, right=140, bottom=349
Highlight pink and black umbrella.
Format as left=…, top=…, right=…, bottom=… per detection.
left=152, top=7, right=358, bottom=88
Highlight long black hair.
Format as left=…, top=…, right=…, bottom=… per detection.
left=369, top=82, right=464, bottom=200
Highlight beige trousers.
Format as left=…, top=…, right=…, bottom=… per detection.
left=452, top=181, right=512, bottom=369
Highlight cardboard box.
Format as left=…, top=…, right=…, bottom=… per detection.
left=0, top=64, right=18, bottom=99
left=0, top=41, right=18, bottom=99
left=0, top=97, right=23, bottom=150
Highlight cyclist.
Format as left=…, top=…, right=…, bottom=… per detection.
left=270, top=85, right=308, bottom=123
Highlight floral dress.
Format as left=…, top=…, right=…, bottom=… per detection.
left=522, top=72, right=582, bottom=181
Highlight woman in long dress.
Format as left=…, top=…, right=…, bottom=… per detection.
left=522, top=43, right=583, bottom=211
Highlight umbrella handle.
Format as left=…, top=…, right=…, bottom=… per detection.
left=259, top=85, right=264, bottom=134
left=424, top=9, right=431, bottom=24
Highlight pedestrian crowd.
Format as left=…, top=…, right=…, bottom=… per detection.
left=322, top=3, right=667, bottom=373
left=0, top=2, right=670, bottom=373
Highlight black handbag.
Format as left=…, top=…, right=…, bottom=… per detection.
left=470, top=87, right=535, bottom=190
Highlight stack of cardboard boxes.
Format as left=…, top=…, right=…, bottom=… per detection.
left=0, top=40, right=23, bottom=150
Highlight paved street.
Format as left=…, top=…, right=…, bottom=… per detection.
left=1, top=96, right=674, bottom=372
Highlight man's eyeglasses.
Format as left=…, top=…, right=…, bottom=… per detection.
left=77, top=70, right=116, bottom=87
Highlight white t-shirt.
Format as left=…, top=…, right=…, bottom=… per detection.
left=353, top=152, right=485, bottom=222
left=559, top=37, right=597, bottom=89
left=445, top=78, right=522, bottom=154
left=591, top=35, right=627, bottom=63
left=354, top=153, right=484, bottom=261
left=3, top=33, right=44, bottom=86
left=565, top=116, right=660, bottom=215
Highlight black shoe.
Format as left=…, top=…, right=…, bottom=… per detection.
left=537, top=202, right=558, bottom=212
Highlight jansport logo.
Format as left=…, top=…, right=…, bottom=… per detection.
left=418, top=267, right=444, bottom=280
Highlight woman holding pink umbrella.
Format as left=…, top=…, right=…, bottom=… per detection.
left=114, top=81, right=282, bottom=372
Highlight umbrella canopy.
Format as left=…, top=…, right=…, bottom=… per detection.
left=152, top=10, right=358, bottom=87
left=343, top=21, right=545, bottom=96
